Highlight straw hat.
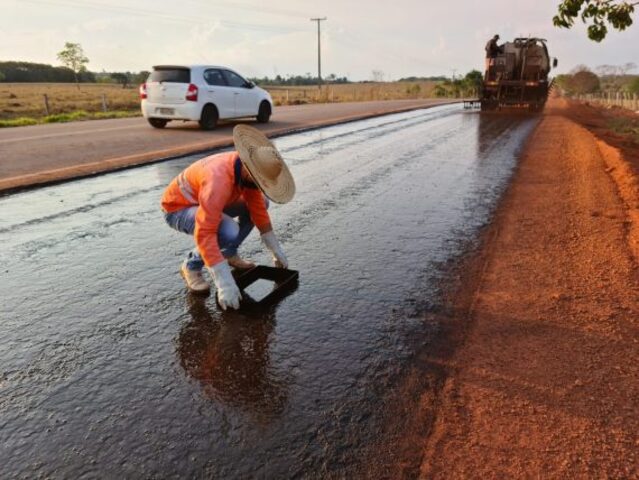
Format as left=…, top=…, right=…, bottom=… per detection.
left=233, top=125, right=295, bottom=204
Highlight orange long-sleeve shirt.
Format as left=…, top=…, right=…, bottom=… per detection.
left=161, top=151, right=271, bottom=267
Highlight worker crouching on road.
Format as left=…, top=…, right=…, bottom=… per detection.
left=161, top=125, right=295, bottom=310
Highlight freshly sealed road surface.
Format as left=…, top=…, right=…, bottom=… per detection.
left=0, top=105, right=539, bottom=477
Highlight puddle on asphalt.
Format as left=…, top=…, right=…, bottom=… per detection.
left=0, top=106, right=539, bottom=477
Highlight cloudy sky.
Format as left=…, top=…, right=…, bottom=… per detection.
left=1, top=0, right=638, bottom=80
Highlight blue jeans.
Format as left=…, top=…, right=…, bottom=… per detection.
left=164, top=200, right=267, bottom=271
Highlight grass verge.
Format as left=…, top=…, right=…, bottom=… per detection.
left=607, top=117, right=639, bottom=143
left=0, top=110, right=140, bottom=128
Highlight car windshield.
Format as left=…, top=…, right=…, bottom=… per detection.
left=148, top=68, right=190, bottom=83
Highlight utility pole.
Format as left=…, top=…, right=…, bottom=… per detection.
left=310, top=17, right=327, bottom=91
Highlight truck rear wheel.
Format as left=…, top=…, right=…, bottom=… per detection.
left=480, top=100, right=497, bottom=111
left=528, top=103, right=543, bottom=113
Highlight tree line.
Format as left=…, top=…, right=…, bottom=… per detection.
left=555, top=63, right=639, bottom=95
left=0, top=61, right=95, bottom=83
left=398, top=75, right=449, bottom=82
left=249, top=73, right=350, bottom=86
left=432, top=70, right=484, bottom=98
left=0, top=61, right=151, bottom=87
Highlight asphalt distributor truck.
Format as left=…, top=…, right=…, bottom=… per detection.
left=481, top=37, right=557, bottom=112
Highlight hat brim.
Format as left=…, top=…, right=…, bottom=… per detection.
left=233, top=125, right=295, bottom=204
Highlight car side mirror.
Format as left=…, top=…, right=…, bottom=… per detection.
left=244, top=81, right=255, bottom=89
left=553, top=58, right=558, bottom=68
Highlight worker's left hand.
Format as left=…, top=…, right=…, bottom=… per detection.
left=261, top=231, right=288, bottom=269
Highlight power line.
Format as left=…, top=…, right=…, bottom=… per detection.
left=20, top=0, right=305, bottom=33
left=327, top=26, right=455, bottom=78
left=181, top=0, right=309, bottom=20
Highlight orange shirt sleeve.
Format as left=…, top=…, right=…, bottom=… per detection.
left=194, top=171, right=233, bottom=267
left=242, top=187, right=271, bottom=230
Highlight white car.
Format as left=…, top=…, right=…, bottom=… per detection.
left=139, top=64, right=273, bottom=130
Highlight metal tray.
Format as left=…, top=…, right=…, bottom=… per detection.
left=230, top=265, right=299, bottom=308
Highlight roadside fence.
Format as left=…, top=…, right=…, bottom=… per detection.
left=265, top=86, right=340, bottom=105
left=575, top=92, right=639, bottom=111
left=42, top=93, right=111, bottom=115
left=264, top=83, right=437, bottom=105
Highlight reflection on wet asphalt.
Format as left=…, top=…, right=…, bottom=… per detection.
left=0, top=106, right=538, bottom=477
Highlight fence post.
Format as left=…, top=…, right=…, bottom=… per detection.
left=101, top=94, right=108, bottom=112
left=286, top=89, right=289, bottom=103
left=43, top=94, right=50, bottom=115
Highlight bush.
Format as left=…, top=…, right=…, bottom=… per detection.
left=569, top=70, right=600, bottom=94
left=43, top=111, right=90, bottom=123
left=406, top=84, right=421, bottom=96
left=628, top=77, right=639, bottom=95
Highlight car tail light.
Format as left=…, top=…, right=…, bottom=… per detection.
left=139, top=83, right=147, bottom=100
left=186, top=84, right=198, bottom=102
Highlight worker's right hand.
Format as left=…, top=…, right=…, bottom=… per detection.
left=209, top=260, right=241, bottom=310
left=261, top=231, right=289, bottom=269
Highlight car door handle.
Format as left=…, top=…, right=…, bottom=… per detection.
left=207, top=88, right=215, bottom=92
left=234, top=92, right=240, bottom=95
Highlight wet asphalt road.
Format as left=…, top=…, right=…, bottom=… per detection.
left=0, top=105, right=538, bottom=478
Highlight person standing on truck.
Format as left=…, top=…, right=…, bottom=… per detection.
left=161, top=124, right=295, bottom=310
left=485, top=34, right=502, bottom=58
left=485, top=34, right=502, bottom=77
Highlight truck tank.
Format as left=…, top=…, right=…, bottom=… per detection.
left=481, top=37, right=557, bottom=112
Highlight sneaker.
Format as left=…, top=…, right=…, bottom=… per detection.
left=180, top=264, right=210, bottom=294
left=226, top=255, right=256, bottom=270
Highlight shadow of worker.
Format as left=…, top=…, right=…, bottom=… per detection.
left=176, top=294, right=293, bottom=422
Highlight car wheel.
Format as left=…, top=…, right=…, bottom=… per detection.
left=148, top=118, right=168, bottom=129
left=256, top=101, right=271, bottom=123
left=199, top=104, right=218, bottom=130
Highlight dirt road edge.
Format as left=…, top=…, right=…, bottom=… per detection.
left=595, top=140, right=639, bottom=263
left=417, top=101, right=639, bottom=477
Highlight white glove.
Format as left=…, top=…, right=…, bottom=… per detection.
left=208, top=260, right=241, bottom=310
left=261, top=231, right=288, bottom=269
